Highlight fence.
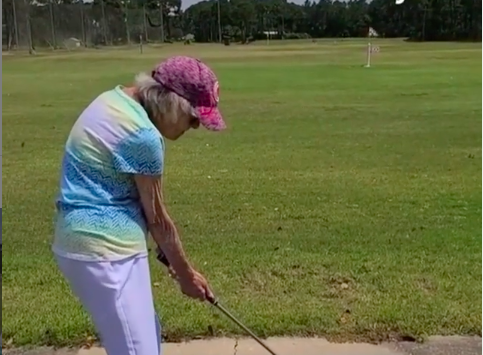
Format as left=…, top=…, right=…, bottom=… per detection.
left=2, top=0, right=178, bottom=51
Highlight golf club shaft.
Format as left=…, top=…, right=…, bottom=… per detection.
left=156, top=250, right=279, bottom=355
left=211, top=301, right=278, bottom=355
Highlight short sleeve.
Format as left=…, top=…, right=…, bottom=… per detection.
left=112, top=128, right=164, bottom=175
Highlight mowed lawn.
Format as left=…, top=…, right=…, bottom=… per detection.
left=2, top=40, right=482, bottom=347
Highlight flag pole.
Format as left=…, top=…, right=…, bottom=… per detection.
left=365, top=42, right=371, bottom=68
left=365, top=27, right=371, bottom=68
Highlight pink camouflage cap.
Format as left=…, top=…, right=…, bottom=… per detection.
left=152, top=56, right=226, bottom=131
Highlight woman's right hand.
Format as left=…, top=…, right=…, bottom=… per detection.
left=177, top=269, right=215, bottom=303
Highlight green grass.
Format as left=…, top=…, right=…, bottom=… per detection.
left=2, top=39, right=482, bottom=347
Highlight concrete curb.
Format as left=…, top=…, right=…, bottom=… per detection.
left=3, top=336, right=481, bottom=355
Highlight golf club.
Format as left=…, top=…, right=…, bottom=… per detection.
left=156, top=249, right=280, bottom=355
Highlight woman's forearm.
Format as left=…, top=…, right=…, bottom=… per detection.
left=148, top=213, right=193, bottom=277
left=134, top=174, right=194, bottom=277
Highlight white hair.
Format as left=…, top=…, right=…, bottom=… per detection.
left=134, top=72, right=196, bottom=124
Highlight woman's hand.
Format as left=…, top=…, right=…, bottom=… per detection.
left=177, top=268, right=215, bottom=303
left=167, top=265, right=178, bottom=279
left=156, top=246, right=215, bottom=303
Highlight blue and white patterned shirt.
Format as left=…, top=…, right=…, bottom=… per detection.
left=52, top=86, right=164, bottom=261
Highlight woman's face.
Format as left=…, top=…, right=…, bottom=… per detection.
left=156, top=107, right=200, bottom=140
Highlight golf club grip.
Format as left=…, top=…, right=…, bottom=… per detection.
left=156, top=249, right=170, bottom=267
left=155, top=248, right=217, bottom=305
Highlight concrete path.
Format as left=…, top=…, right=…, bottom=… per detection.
left=3, top=336, right=481, bottom=355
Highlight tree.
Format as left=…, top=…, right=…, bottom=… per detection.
left=3, top=0, right=481, bottom=49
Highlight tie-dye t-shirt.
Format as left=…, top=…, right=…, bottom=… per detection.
left=52, top=86, right=164, bottom=261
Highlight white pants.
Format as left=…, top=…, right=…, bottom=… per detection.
left=55, top=254, right=162, bottom=355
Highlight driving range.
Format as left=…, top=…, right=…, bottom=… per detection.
left=2, top=39, right=481, bottom=347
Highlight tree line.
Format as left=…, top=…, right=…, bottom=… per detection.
left=2, top=0, right=481, bottom=49
left=185, top=0, right=481, bottom=42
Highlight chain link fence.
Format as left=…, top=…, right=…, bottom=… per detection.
left=2, top=0, right=178, bottom=52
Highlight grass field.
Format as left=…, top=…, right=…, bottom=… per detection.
left=2, top=39, right=482, bottom=347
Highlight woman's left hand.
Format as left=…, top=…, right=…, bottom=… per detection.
left=167, top=265, right=178, bottom=279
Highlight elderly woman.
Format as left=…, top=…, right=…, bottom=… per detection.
left=52, top=56, right=225, bottom=355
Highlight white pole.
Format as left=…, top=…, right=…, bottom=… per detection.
left=139, top=35, right=143, bottom=54
left=365, top=42, right=371, bottom=68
